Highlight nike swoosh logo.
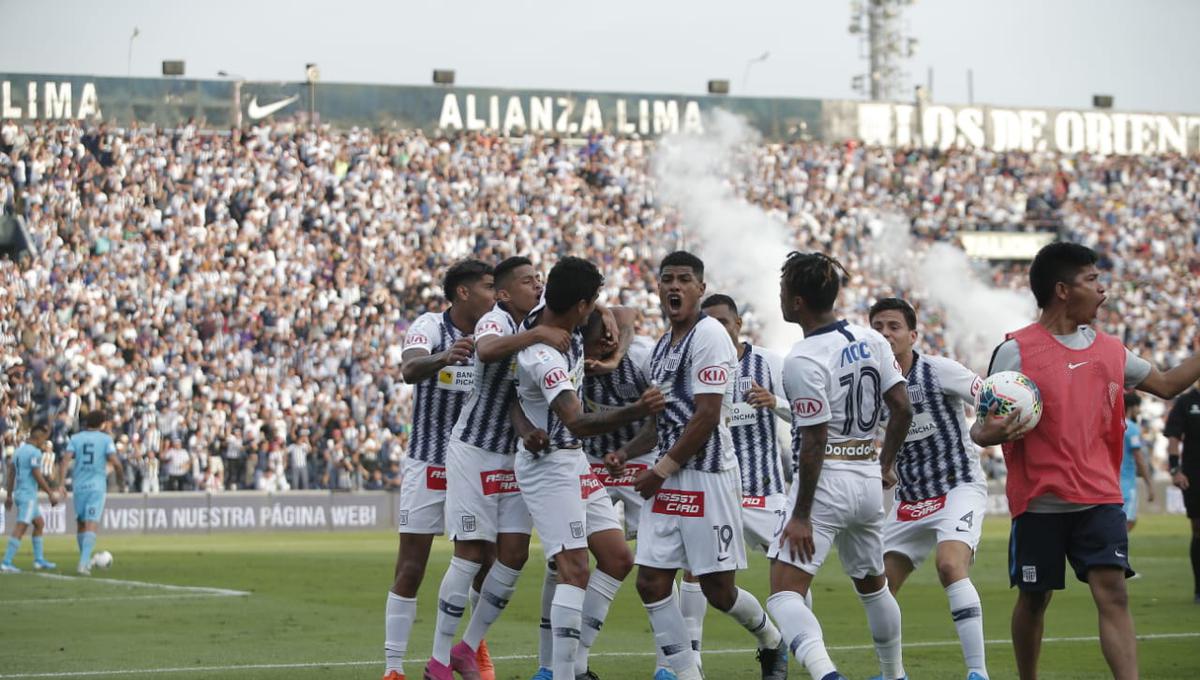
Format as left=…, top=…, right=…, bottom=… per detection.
left=1115, top=551, right=1126, bottom=558
left=247, top=95, right=299, bottom=120
left=1068, top=362, right=1089, bottom=370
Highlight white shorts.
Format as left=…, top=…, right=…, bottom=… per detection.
left=445, top=439, right=532, bottom=542
left=740, top=493, right=789, bottom=553
left=588, top=452, right=655, bottom=539
left=634, top=467, right=747, bottom=577
left=882, top=482, right=987, bottom=568
left=517, top=446, right=622, bottom=561
left=396, top=458, right=447, bottom=535
left=768, top=468, right=885, bottom=579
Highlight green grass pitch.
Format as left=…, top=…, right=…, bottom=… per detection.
left=1, top=516, right=1197, bottom=679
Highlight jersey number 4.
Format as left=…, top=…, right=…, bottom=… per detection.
left=958, top=511, right=975, bottom=532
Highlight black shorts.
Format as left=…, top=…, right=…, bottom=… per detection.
left=1183, top=476, right=1200, bottom=519
left=1009, top=504, right=1133, bottom=591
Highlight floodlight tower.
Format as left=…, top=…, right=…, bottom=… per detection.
left=848, top=0, right=919, bottom=101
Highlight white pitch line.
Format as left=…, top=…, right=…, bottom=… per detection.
left=0, top=632, right=1195, bottom=679
left=4, top=593, right=237, bottom=606
left=27, top=572, right=249, bottom=597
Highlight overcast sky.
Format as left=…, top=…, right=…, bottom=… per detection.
left=3, top=0, right=1198, bottom=113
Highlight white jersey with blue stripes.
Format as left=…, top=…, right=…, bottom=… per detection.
left=648, top=314, right=738, bottom=474
left=890, top=351, right=985, bottom=502
left=731, top=343, right=789, bottom=497
left=451, top=303, right=521, bottom=455
left=404, top=310, right=474, bottom=465
left=581, top=336, right=654, bottom=460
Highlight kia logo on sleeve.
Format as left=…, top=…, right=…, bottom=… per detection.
left=697, top=365, right=728, bottom=385
left=792, top=398, right=823, bottom=417
left=543, top=367, right=569, bottom=389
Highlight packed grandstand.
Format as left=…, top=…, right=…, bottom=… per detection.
left=1, top=118, right=1196, bottom=490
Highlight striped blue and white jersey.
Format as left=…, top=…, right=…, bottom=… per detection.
left=890, top=351, right=985, bottom=502
left=515, top=320, right=587, bottom=451
left=581, top=336, right=654, bottom=461
left=649, top=315, right=737, bottom=473
left=451, top=303, right=521, bottom=455
left=783, top=320, right=905, bottom=477
left=404, top=310, right=474, bottom=465
left=731, top=344, right=788, bottom=497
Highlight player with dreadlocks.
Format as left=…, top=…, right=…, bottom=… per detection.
left=767, top=252, right=914, bottom=680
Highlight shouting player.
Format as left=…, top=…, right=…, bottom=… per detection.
left=767, top=252, right=913, bottom=680
left=384, top=259, right=495, bottom=680
left=972, top=242, right=1200, bottom=680
left=628, top=251, right=787, bottom=680
left=2, top=423, right=58, bottom=573
left=62, top=410, right=124, bottom=575
left=424, top=256, right=570, bottom=680
left=675, top=294, right=791, bottom=664
left=869, top=297, right=989, bottom=680
left=512, top=256, right=666, bottom=680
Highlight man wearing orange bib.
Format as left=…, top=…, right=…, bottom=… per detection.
left=973, top=242, right=1200, bottom=680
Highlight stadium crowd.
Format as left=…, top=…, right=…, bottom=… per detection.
left=1, top=120, right=1197, bottom=491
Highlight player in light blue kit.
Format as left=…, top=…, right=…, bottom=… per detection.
left=2, top=423, right=59, bottom=573
left=62, top=410, right=124, bottom=575
left=1120, top=393, right=1154, bottom=532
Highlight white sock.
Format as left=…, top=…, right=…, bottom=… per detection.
left=645, top=593, right=702, bottom=679
left=724, top=587, right=782, bottom=650
left=575, top=569, right=623, bottom=675
left=679, top=580, right=707, bottom=661
left=469, top=586, right=481, bottom=612
left=462, top=561, right=521, bottom=651
left=805, top=588, right=814, bottom=610
left=550, top=584, right=586, bottom=680
left=767, top=591, right=836, bottom=680
left=654, top=581, right=678, bottom=670
left=947, top=578, right=987, bottom=677
left=655, top=641, right=671, bottom=671
left=384, top=592, right=417, bottom=674
left=859, top=582, right=905, bottom=680
left=539, top=563, right=557, bottom=669
left=432, top=557, right=482, bottom=664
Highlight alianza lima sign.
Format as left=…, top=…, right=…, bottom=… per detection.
left=3, top=72, right=1200, bottom=154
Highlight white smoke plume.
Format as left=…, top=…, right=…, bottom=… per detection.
left=652, top=110, right=801, bottom=351
left=652, top=110, right=1035, bottom=368
left=869, top=215, right=1036, bottom=372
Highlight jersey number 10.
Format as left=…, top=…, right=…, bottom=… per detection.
left=838, top=367, right=882, bottom=436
